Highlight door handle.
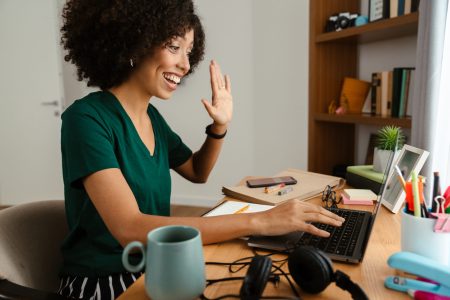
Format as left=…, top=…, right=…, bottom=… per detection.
left=41, top=100, right=59, bottom=106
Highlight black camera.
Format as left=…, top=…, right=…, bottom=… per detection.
left=325, top=12, right=359, bottom=32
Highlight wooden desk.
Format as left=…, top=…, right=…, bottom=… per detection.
left=118, top=192, right=406, bottom=300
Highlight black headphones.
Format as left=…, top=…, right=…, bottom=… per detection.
left=239, top=255, right=273, bottom=300
left=240, top=246, right=368, bottom=300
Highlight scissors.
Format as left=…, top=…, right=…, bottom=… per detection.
left=434, top=196, right=446, bottom=214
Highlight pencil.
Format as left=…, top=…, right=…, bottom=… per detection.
left=233, top=205, right=250, bottom=214
left=411, top=171, right=421, bottom=217
left=394, top=165, right=407, bottom=192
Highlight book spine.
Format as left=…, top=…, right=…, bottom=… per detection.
left=381, top=71, right=389, bottom=117
left=398, top=0, right=405, bottom=16
left=391, top=68, right=403, bottom=117
left=402, top=70, right=412, bottom=117
left=387, top=71, right=393, bottom=116
left=391, top=0, right=399, bottom=18
left=371, top=73, right=379, bottom=115
left=404, top=0, right=412, bottom=14
left=383, top=0, right=391, bottom=19
left=376, top=73, right=382, bottom=115
left=398, top=69, right=407, bottom=118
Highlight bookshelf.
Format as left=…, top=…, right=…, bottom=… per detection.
left=308, top=1, right=419, bottom=175
left=314, top=113, right=412, bottom=128
left=316, top=12, right=418, bottom=43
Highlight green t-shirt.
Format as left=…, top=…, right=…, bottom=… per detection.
left=60, top=91, right=192, bottom=277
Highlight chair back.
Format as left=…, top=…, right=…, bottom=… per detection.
left=0, top=200, right=68, bottom=292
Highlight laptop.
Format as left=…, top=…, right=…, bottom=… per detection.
left=247, top=147, right=397, bottom=264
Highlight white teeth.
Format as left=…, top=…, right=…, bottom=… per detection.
left=164, top=73, right=181, bottom=84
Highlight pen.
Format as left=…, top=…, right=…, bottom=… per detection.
left=432, top=172, right=441, bottom=213
left=278, top=186, right=293, bottom=196
left=411, top=171, right=421, bottom=217
left=395, top=165, right=407, bottom=192
left=264, top=183, right=285, bottom=194
left=405, top=182, right=415, bottom=215
left=233, top=204, right=250, bottom=214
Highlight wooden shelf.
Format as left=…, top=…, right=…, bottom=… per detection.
left=314, top=113, right=411, bottom=128
left=308, top=1, right=418, bottom=175
left=316, top=12, right=419, bottom=44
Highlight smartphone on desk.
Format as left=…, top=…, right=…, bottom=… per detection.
left=246, top=176, right=297, bottom=188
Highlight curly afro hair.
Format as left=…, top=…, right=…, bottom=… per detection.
left=61, top=0, right=205, bottom=90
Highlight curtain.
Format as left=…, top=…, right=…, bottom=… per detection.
left=411, top=0, right=450, bottom=204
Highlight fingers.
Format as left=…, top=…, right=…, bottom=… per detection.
left=209, top=62, right=218, bottom=92
left=225, top=74, right=231, bottom=93
left=213, top=60, right=225, bottom=89
left=201, top=99, right=214, bottom=117
left=302, top=223, right=330, bottom=238
left=301, top=202, right=345, bottom=223
left=302, top=212, right=343, bottom=227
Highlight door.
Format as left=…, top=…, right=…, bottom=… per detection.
left=0, top=0, right=64, bottom=204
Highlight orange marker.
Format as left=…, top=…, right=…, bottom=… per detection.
left=264, top=183, right=285, bottom=194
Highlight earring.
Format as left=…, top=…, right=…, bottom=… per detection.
left=130, top=58, right=134, bottom=67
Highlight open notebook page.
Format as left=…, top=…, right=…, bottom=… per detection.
left=203, top=200, right=273, bottom=217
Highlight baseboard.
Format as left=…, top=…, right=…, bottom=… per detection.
left=171, top=194, right=219, bottom=207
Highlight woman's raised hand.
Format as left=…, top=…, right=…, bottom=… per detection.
left=202, top=60, right=233, bottom=127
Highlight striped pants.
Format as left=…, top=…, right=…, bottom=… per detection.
left=57, top=271, right=143, bottom=300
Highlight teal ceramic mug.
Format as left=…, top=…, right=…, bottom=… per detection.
left=122, top=225, right=205, bottom=300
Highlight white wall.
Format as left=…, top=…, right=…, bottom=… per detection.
left=60, top=0, right=310, bottom=207
left=156, top=0, right=256, bottom=206
left=356, top=0, right=417, bottom=164
left=253, top=0, right=309, bottom=176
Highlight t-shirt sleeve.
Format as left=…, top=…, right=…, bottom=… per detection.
left=61, top=108, right=119, bottom=189
left=167, top=128, right=193, bottom=169
left=151, top=107, right=193, bottom=168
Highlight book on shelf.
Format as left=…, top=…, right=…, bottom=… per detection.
left=370, top=73, right=381, bottom=115
left=370, top=67, right=415, bottom=118
left=389, top=0, right=419, bottom=18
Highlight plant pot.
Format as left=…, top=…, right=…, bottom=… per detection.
left=373, top=148, right=400, bottom=173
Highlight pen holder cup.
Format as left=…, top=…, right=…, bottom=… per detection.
left=401, top=209, right=450, bottom=266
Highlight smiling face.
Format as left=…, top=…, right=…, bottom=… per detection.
left=131, top=29, right=194, bottom=99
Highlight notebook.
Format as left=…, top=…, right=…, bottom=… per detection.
left=203, top=200, right=272, bottom=217
left=222, top=169, right=344, bottom=205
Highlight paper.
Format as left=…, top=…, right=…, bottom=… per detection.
left=222, top=169, right=344, bottom=205
left=203, top=200, right=273, bottom=217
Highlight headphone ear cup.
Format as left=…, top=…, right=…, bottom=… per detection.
left=288, top=246, right=334, bottom=294
left=240, top=255, right=272, bottom=300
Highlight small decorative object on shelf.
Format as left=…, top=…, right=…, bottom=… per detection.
left=369, top=0, right=389, bottom=22
left=355, top=15, right=369, bottom=27
left=373, top=125, right=405, bottom=173
left=337, top=77, right=371, bottom=114
left=325, top=12, right=359, bottom=32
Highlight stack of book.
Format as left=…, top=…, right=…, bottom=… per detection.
left=370, top=67, right=415, bottom=118
left=341, top=189, right=378, bottom=206
left=372, top=0, right=419, bottom=21
left=390, top=0, right=419, bottom=19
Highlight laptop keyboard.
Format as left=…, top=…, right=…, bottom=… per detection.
left=298, top=208, right=367, bottom=257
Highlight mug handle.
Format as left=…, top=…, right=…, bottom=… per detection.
left=122, top=241, right=146, bottom=273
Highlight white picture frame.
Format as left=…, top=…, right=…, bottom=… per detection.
left=381, top=145, right=430, bottom=214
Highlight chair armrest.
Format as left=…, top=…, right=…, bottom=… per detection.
left=0, top=279, right=68, bottom=300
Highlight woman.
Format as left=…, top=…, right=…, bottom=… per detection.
left=58, top=0, right=345, bottom=299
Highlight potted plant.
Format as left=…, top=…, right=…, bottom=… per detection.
left=373, top=125, right=405, bottom=173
